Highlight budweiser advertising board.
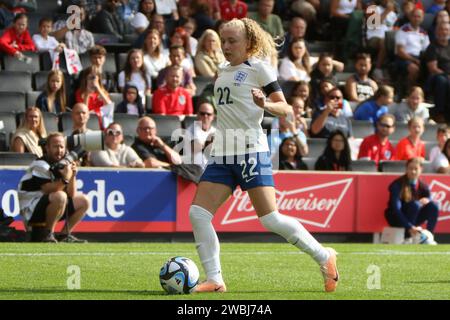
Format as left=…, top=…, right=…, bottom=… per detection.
left=176, top=172, right=450, bottom=233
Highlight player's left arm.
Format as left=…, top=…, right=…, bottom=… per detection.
left=252, top=88, right=292, bottom=118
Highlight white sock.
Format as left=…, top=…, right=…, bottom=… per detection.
left=189, top=205, right=224, bottom=284
left=259, top=211, right=330, bottom=265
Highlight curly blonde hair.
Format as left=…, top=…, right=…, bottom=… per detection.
left=221, top=18, right=276, bottom=60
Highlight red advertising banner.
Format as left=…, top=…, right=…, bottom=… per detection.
left=177, top=173, right=450, bottom=234
left=177, top=172, right=357, bottom=232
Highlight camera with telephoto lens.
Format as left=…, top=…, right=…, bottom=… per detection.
left=50, top=131, right=104, bottom=177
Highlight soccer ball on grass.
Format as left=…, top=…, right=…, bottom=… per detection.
left=159, top=256, right=199, bottom=294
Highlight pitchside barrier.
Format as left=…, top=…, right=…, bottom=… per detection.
left=1, top=167, right=449, bottom=233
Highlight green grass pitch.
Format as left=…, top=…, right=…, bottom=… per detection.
left=0, top=243, right=449, bottom=300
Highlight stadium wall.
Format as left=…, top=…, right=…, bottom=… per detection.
left=1, top=168, right=449, bottom=233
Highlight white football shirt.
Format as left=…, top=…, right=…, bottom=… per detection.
left=211, top=57, right=280, bottom=156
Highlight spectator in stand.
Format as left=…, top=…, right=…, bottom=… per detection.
left=156, top=45, right=196, bottom=96
left=142, top=28, right=170, bottom=87
left=64, top=5, right=95, bottom=54
left=90, top=122, right=144, bottom=168
left=310, top=53, right=344, bottom=100
left=365, top=0, right=397, bottom=81
left=133, top=13, right=169, bottom=50
left=431, top=138, right=450, bottom=173
left=313, top=79, right=353, bottom=118
left=80, top=45, right=116, bottom=93
left=130, top=0, right=155, bottom=34
left=394, top=0, right=415, bottom=28
left=279, top=38, right=311, bottom=82
left=310, top=88, right=353, bottom=139
left=75, top=66, right=112, bottom=128
left=65, top=102, right=93, bottom=166
left=391, top=86, right=431, bottom=123
left=35, top=70, right=67, bottom=114
left=290, top=0, right=319, bottom=26
left=190, top=0, right=216, bottom=39
left=395, top=8, right=430, bottom=89
left=427, top=0, right=446, bottom=15
left=194, top=29, right=225, bottom=78
left=384, top=157, right=439, bottom=244
left=278, top=137, right=308, bottom=170
left=330, top=0, right=362, bottom=59
left=32, top=18, right=65, bottom=56
left=247, top=0, right=284, bottom=39
left=428, top=9, right=449, bottom=42
left=184, top=101, right=216, bottom=169
left=152, top=65, right=193, bottom=116
left=90, top=0, right=128, bottom=41
left=358, top=113, right=396, bottom=165
left=5, top=0, right=37, bottom=12
left=429, top=124, right=449, bottom=162
left=345, top=53, right=378, bottom=102
left=114, top=83, right=145, bottom=116
left=0, top=13, right=35, bottom=58
left=395, top=116, right=426, bottom=160
left=117, top=0, right=140, bottom=22
left=132, top=116, right=182, bottom=168
left=118, top=49, right=152, bottom=102
left=280, top=17, right=307, bottom=58
left=168, top=27, right=195, bottom=75
left=291, top=81, right=313, bottom=118
left=315, top=130, right=352, bottom=171
left=219, top=0, right=247, bottom=21
left=424, top=21, right=450, bottom=123
left=10, top=107, right=47, bottom=158
left=180, top=18, right=198, bottom=56
left=354, top=85, right=394, bottom=123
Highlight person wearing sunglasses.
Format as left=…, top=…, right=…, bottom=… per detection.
left=310, top=87, right=353, bottom=139
left=90, top=122, right=144, bottom=168
left=358, top=113, right=397, bottom=166
left=185, top=101, right=216, bottom=169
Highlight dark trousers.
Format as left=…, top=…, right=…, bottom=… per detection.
left=429, top=74, right=450, bottom=122
left=385, top=201, right=439, bottom=233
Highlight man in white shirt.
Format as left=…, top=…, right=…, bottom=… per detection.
left=395, top=8, right=430, bottom=89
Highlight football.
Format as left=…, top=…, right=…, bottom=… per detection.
left=413, top=229, right=437, bottom=245
left=159, top=257, right=200, bottom=294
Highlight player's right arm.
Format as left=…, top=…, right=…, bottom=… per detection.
left=252, top=89, right=292, bottom=118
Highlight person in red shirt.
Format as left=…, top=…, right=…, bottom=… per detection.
left=220, top=0, right=248, bottom=21
left=0, top=13, right=36, bottom=58
left=395, top=116, right=426, bottom=161
left=75, top=66, right=112, bottom=129
left=358, top=113, right=396, bottom=166
left=152, top=65, right=193, bottom=116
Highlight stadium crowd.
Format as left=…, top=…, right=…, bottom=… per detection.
left=0, top=0, right=448, bottom=175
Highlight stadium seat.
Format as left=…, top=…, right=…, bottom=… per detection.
left=306, top=138, right=327, bottom=158
left=425, top=141, right=439, bottom=159
left=350, top=120, right=374, bottom=139
left=390, top=122, right=410, bottom=141
left=301, top=157, right=316, bottom=170
left=423, top=123, right=438, bottom=142
left=59, top=112, right=101, bottom=134
left=26, top=13, right=43, bottom=36
left=422, top=160, right=434, bottom=174
left=35, top=0, right=61, bottom=14
left=421, top=13, right=434, bottom=31
left=183, top=115, right=198, bottom=129
left=3, top=53, right=40, bottom=73
left=26, top=91, right=42, bottom=107
left=0, top=152, right=36, bottom=166
left=0, top=112, right=17, bottom=150
left=193, top=76, right=214, bottom=96
left=93, top=33, right=120, bottom=45
left=351, top=160, right=377, bottom=172
left=79, top=52, right=117, bottom=74
left=42, top=112, right=59, bottom=133
left=151, top=115, right=182, bottom=142
left=123, top=134, right=135, bottom=146
left=379, top=160, right=407, bottom=173
left=33, top=71, right=72, bottom=92
left=335, top=72, right=353, bottom=86
left=117, top=52, right=128, bottom=71
left=0, top=92, right=27, bottom=113
left=307, top=41, right=333, bottom=54
left=0, top=71, right=32, bottom=93
left=109, top=92, right=123, bottom=107
left=113, top=113, right=139, bottom=137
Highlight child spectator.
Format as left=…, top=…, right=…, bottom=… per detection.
left=114, top=84, right=145, bottom=116
left=391, top=86, right=430, bottom=123
left=169, top=27, right=195, bottom=75
left=83, top=45, right=116, bottom=92
left=118, top=49, right=152, bottom=102
left=0, top=13, right=36, bottom=58
left=315, top=130, right=352, bottom=171
left=345, top=53, right=378, bottom=102
left=35, top=70, right=67, bottom=114
left=310, top=53, right=342, bottom=99
left=354, top=85, right=394, bottom=123
left=32, top=17, right=65, bottom=54
left=395, top=116, right=426, bottom=160
left=152, top=65, right=193, bottom=116
left=291, top=81, right=313, bottom=118
left=279, top=37, right=311, bottom=82
left=429, top=124, right=449, bottom=162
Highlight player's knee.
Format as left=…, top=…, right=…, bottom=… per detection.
left=50, top=191, right=67, bottom=206
left=77, top=194, right=90, bottom=212
left=426, top=201, right=439, bottom=216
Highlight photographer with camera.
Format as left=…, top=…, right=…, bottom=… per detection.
left=18, top=132, right=89, bottom=243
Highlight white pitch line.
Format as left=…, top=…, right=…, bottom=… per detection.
left=0, top=251, right=450, bottom=257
